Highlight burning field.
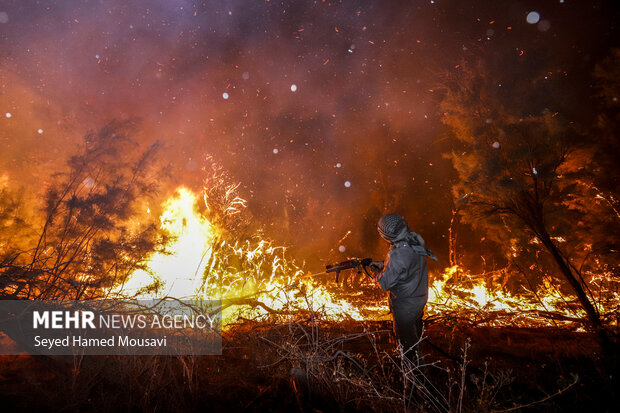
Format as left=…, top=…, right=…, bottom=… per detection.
left=1, top=0, right=619, bottom=412
left=1, top=161, right=617, bottom=411
left=110, top=182, right=619, bottom=331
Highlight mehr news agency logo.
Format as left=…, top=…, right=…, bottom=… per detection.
left=32, top=309, right=218, bottom=350
left=0, top=300, right=222, bottom=355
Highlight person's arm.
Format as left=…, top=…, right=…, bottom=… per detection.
left=376, top=249, right=407, bottom=291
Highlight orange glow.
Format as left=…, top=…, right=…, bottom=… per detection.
left=123, top=186, right=617, bottom=329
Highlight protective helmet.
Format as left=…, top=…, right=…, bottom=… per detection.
left=377, top=213, right=408, bottom=241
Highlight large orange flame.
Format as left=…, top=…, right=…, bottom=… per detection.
left=123, top=187, right=383, bottom=323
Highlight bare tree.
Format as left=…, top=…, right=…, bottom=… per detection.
left=439, top=60, right=616, bottom=342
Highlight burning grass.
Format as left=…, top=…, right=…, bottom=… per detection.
left=119, top=183, right=619, bottom=333
left=1, top=165, right=617, bottom=412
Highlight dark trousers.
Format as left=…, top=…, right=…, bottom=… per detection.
left=390, top=297, right=425, bottom=356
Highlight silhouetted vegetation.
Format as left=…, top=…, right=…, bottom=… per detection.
left=0, top=120, right=169, bottom=301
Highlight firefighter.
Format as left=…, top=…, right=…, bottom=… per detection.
left=369, top=213, right=437, bottom=358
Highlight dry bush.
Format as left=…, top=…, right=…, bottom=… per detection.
left=250, top=295, right=516, bottom=413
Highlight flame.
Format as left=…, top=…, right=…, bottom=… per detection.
left=123, top=186, right=618, bottom=329
left=123, top=187, right=376, bottom=324
left=427, top=265, right=617, bottom=329
left=123, top=188, right=218, bottom=299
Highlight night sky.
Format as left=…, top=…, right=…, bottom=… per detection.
left=0, top=0, right=617, bottom=265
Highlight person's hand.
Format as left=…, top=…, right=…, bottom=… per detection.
left=369, top=261, right=384, bottom=273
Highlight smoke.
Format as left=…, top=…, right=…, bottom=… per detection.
left=0, top=0, right=616, bottom=269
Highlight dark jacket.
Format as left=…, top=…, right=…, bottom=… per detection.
left=377, top=241, right=428, bottom=310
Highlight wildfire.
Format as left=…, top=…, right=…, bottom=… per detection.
left=123, top=188, right=218, bottom=299
left=123, top=186, right=617, bottom=329
left=427, top=265, right=585, bottom=328
left=122, top=187, right=375, bottom=324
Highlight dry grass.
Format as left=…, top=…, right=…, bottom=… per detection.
left=0, top=312, right=616, bottom=412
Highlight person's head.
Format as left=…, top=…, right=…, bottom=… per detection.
left=377, top=213, right=409, bottom=244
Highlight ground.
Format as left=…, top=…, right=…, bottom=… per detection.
left=0, top=321, right=617, bottom=412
